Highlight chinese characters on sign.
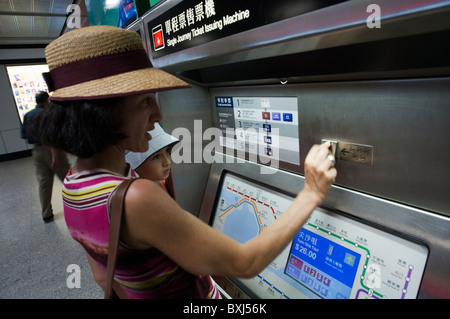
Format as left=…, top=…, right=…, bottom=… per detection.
left=150, top=0, right=252, bottom=57
left=165, top=0, right=217, bottom=35
left=148, top=0, right=352, bottom=58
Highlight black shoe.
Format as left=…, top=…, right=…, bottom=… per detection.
left=43, top=215, right=54, bottom=223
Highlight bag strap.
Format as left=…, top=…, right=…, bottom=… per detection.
left=105, top=178, right=138, bottom=299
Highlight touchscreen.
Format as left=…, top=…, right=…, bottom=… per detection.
left=211, top=172, right=428, bottom=299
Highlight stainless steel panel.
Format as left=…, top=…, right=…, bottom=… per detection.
left=210, top=78, right=450, bottom=217
left=200, top=154, right=450, bottom=298
left=127, top=19, right=148, bottom=53
left=157, top=82, right=213, bottom=216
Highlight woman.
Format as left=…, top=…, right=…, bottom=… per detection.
left=36, top=26, right=337, bottom=299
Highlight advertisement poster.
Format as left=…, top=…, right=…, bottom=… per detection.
left=6, top=64, right=50, bottom=124
left=85, top=0, right=138, bottom=28
left=85, top=0, right=164, bottom=28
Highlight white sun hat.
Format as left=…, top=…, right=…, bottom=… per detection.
left=125, top=123, right=179, bottom=170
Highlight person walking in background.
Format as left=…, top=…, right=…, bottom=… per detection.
left=21, top=91, right=70, bottom=223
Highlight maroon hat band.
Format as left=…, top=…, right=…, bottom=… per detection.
left=43, top=49, right=152, bottom=92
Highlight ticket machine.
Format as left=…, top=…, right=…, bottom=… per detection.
left=134, top=0, right=450, bottom=298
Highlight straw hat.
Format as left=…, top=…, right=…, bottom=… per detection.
left=43, top=25, right=189, bottom=101
left=125, top=123, right=180, bottom=170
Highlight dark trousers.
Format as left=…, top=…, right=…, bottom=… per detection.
left=32, top=146, right=70, bottom=219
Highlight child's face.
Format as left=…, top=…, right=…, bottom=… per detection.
left=136, top=146, right=173, bottom=181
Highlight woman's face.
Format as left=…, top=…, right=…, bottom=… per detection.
left=115, top=93, right=163, bottom=153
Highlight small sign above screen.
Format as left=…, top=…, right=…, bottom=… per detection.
left=215, top=96, right=300, bottom=168
left=211, top=172, right=428, bottom=299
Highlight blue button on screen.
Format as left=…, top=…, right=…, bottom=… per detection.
left=283, top=113, right=293, bottom=122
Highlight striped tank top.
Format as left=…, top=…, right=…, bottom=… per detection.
left=62, top=167, right=219, bottom=299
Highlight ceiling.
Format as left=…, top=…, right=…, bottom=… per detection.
left=0, top=0, right=90, bottom=46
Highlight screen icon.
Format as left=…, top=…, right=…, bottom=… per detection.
left=283, top=113, right=293, bottom=122
left=272, top=112, right=281, bottom=121
left=262, top=112, right=271, bottom=120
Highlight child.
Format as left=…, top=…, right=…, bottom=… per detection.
left=125, top=123, right=179, bottom=199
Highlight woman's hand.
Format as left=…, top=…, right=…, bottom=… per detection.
left=303, top=142, right=337, bottom=204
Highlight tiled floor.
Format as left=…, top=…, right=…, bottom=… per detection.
left=0, top=155, right=103, bottom=299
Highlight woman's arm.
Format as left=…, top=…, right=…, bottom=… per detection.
left=121, top=143, right=336, bottom=278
